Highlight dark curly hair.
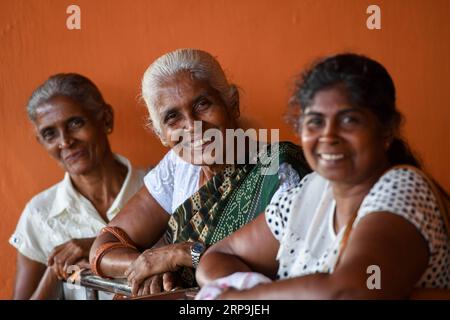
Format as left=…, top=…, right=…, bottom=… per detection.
left=288, top=53, right=421, bottom=168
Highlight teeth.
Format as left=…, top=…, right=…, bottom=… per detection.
left=320, top=153, right=344, bottom=161
left=193, top=139, right=208, bottom=148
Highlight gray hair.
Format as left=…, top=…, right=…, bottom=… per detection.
left=27, top=73, right=107, bottom=121
left=141, top=48, right=239, bottom=136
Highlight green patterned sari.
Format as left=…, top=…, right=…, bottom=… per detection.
left=167, top=141, right=310, bottom=246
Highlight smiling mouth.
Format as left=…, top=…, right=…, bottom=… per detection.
left=192, top=138, right=213, bottom=148
left=178, top=135, right=213, bottom=150
left=318, top=153, right=345, bottom=161
left=64, top=150, right=85, bottom=163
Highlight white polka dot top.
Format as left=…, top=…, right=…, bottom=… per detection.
left=265, top=167, right=450, bottom=289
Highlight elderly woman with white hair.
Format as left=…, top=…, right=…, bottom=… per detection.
left=89, top=48, right=310, bottom=297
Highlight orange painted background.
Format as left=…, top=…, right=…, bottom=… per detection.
left=1, top=0, right=449, bottom=298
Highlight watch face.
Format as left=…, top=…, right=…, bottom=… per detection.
left=192, top=242, right=205, bottom=254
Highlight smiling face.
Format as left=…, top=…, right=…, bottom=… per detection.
left=154, top=71, right=239, bottom=166
left=33, top=95, right=112, bottom=176
left=300, top=85, right=390, bottom=185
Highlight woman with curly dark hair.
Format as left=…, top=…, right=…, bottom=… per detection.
left=196, top=53, right=450, bottom=299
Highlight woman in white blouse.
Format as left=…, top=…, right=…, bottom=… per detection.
left=10, top=73, right=146, bottom=299
left=196, top=53, right=450, bottom=299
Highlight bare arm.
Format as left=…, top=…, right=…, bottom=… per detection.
left=196, top=213, right=280, bottom=287
left=89, top=186, right=170, bottom=278
left=13, top=253, right=47, bottom=299
left=213, top=212, right=429, bottom=299
left=30, top=267, right=62, bottom=300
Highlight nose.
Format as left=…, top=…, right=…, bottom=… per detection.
left=58, top=130, right=74, bottom=149
left=318, top=120, right=340, bottom=145
left=183, top=112, right=197, bottom=133
left=184, top=117, right=195, bottom=133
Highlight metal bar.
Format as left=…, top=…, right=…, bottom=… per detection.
left=78, top=270, right=132, bottom=296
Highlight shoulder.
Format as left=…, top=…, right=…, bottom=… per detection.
left=364, top=166, right=435, bottom=203
left=358, top=166, right=443, bottom=244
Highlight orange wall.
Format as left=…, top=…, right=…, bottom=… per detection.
left=1, top=0, right=449, bottom=298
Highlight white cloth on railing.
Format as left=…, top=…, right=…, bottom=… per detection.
left=195, top=272, right=272, bottom=300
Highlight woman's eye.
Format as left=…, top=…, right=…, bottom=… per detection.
left=341, top=115, right=359, bottom=125
left=68, top=118, right=85, bottom=129
left=195, top=99, right=211, bottom=111
left=304, top=117, right=324, bottom=128
left=42, top=130, right=55, bottom=141
left=164, top=112, right=179, bottom=125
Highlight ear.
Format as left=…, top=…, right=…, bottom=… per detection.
left=160, top=137, right=169, bottom=147
left=229, top=85, right=240, bottom=120
left=383, top=128, right=395, bottom=151
left=101, top=104, right=114, bottom=134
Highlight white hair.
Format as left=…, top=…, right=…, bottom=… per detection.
left=141, top=48, right=239, bottom=136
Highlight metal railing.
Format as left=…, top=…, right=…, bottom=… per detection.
left=69, top=270, right=197, bottom=300
left=66, top=270, right=131, bottom=299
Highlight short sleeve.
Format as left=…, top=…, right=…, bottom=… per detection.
left=143, top=151, right=176, bottom=214
left=265, top=173, right=311, bottom=241
left=9, top=204, right=47, bottom=264
left=358, top=168, right=445, bottom=256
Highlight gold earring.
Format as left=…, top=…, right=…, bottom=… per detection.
left=385, top=140, right=391, bottom=150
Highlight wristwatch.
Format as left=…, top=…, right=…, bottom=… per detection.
left=190, top=241, right=206, bottom=268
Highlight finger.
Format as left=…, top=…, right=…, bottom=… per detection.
left=63, top=255, right=80, bottom=275
left=138, top=284, right=145, bottom=297
left=150, top=275, right=163, bottom=294
left=142, top=279, right=151, bottom=296
left=130, top=268, right=145, bottom=286
left=55, top=248, right=73, bottom=279
left=52, top=255, right=64, bottom=279
left=47, top=245, right=64, bottom=266
left=51, top=264, right=63, bottom=281
left=163, top=272, right=175, bottom=291
left=131, top=280, right=140, bottom=297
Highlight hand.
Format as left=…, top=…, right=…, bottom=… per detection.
left=47, top=238, right=95, bottom=280
left=133, top=272, right=181, bottom=296
left=125, top=243, right=190, bottom=291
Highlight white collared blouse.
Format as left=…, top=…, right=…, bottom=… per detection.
left=9, top=154, right=147, bottom=264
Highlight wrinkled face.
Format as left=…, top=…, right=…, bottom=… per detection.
left=33, top=95, right=111, bottom=176
left=155, top=71, right=239, bottom=165
left=300, top=86, right=389, bottom=185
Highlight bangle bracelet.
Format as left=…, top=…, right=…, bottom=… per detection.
left=91, top=242, right=134, bottom=278
left=101, top=226, right=137, bottom=249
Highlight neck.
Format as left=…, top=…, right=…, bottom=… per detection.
left=200, top=164, right=226, bottom=184
left=69, top=152, right=127, bottom=221
left=331, top=160, right=390, bottom=232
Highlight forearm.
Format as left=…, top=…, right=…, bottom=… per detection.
left=220, top=272, right=369, bottom=300
left=90, top=231, right=139, bottom=278
left=196, top=252, right=253, bottom=287
left=30, top=267, right=62, bottom=300
left=99, top=247, right=141, bottom=278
